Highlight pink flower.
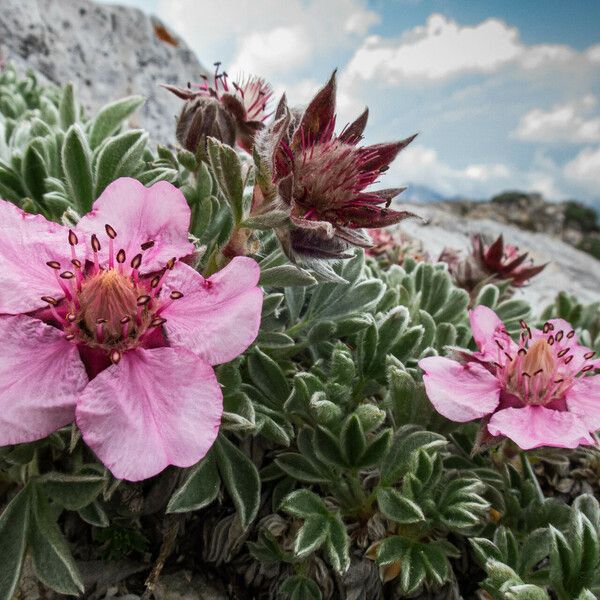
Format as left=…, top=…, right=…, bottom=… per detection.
left=419, top=306, right=600, bottom=450
left=0, top=177, right=263, bottom=481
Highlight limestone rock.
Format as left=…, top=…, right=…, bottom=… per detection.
left=0, top=0, right=206, bottom=144
left=398, top=203, right=600, bottom=308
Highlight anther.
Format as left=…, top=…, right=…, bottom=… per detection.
left=150, top=317, right=167, bottom=328
left=110, top=350, right=121, bottom=365
left=66, top=312, right=76, bottom=323
left=105, top=224, right=117, bottom=239
left=581, top=365, right=594, bottom=372
left=68, top=230, right=78, bottom=246
left=519, top=319, right=527, bottom=329
left=169, top=291, right=184, bottom=300
left=584, top=351, right=595, bottom=359
left=150, top=275, right=161, bottom=289
left=533, top=369, right=543, bottom=376
left=71, top=258, right=82, bottom=269
left=91, top=234, right=101, bottom=252
left=141, top=241, right=155, bottom=251
left=60, top=271, right=75, bottom=279
left=517, top=348, right=527, bottom=356
left=131, top=254, right=142, bottom=270
left=137, top=295, right=151, bottom=306
left=495, top=339, right=504, bottom=349
left=564, top=355, right=574, bottom=364
left=166, top=257, right=176, bottom=270
left=116, top=249, right=126, bottom=264
left=543, top=323, right=550, bottom=333
left=120, top=316, right=131, bottom=324
left=41, top=296, right=58, bottom=306
left=46, top=260, right=61, bottom=270
left=567, top=330, right=575, bottom=339
left=547, top=335, right=554, bottom=345
left=555, top=331, right=564, bottom=342
left=503, top=352, right=513, bottom=362
left=557, top=348, right=569, bottom=358
left=65, top=334, right=75, bottom=341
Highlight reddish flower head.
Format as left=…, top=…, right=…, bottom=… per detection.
left=441, top=234, right=546, bottom=292
left=419, top=306, right=600, bottom=450
left=164, top=63, right=273, bottom=153
left=0, top=178, right=263, bottom=480
left=254, top=72, right=418, bottom=265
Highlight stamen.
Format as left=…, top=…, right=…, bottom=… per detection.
left=60, top=271, right=75, bottom=280
left=555, top=331, right=564, bottom=342
left=547, top=335, right=554, bottom=345
left=141, top=240, right=155, bottom=251
left=519, top=319, right=528, bottom=329
left=130, top=253, right=142, bottom=283
left=567, top=330, right=575, bottom=339
left=68, top=230, right=78, bottom=246
left=105, top=224, right=117, bottom=239
left=65, top=334, right=75, bottom=342
left=557, top=348, right=569, bottom=358
left=46, top=260, right=61, bottom=270
left=584, top=351, right=596, bottom=359
left=71, top=259, right=82, bottom=269
left=543, top=323, right=550, bottom=334
left=170, top=291, right=184, bottom=300
left=105, top=225, right=117, bottom=269
left=41, top=296, right=64, bottom=324
left=120, top=316, right=131, bottom=339
left=517, top=348, right=527, bottom=356
left=581, top=365, right=594, bottom=373
left=150, top=316, right=167, bottom=328
left=110, top=349, right=121, bottom=365
left=136, top=294, right=151, bottom=324
left=41, top=295, right=58, bottom=306
left=116, top=248, right=126, bottom=274
left=66, top=312, right=77, bottom=323
left=564, top=355, right=574, bottom=364
left=91, top=234, right=101, bottom=272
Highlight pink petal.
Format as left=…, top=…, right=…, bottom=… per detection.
left=469, top=305, right=517, bottom=360
left=419, top=356, right=501, bottom=422
left=161, top=258, right=263, bottom=365
left=488, top=405, right=594, bottom=450
left=76, top=346, right=223, bottom=481
left=566, top=375, right=600, bottom=431
left=0, top=200, right=73, bottom=313
left=76, top=178, right=194, bottom=274
left=0, top=315, right=87, bottom=445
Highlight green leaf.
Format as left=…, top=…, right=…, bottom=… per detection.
left=214, top=434, right=260, bottom=529
left=294, top=516, right=328, bottom=557
left=314, top=426, right=348, bottom=469
left=275, top=453, right=329, bottom=484
left=59, top=82, right=78, bottom=129
left=206, top=136, right=244, bottom=223
left=89, top=95, right=145, bottom=148
left=38, top=471, right=105, bottom=510
left=167, top=451, right=220, bottom=513
left=324, top=513, right=350, bottom=574
left=94, top=129, right=148, bottom=197
left=21, top=142, right=47, bottom=204
left=341, top=414, right=366, bottom=467
left=29, top=487, right=84, bottom=595
left=280, top=489, right=329, bottom=518
left=0, top=485, right=31, bottom=600
left=62, top=124, right=94, bottom=212
left=377, top=487, right=425, bottom=524
left=260, top=264, right=317, bottom=287
left=358, top=428, right=392, bottom=468
left=247, top=347, right=290, bottom=408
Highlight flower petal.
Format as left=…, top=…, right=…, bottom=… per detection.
left=76, top=178, right=194, bottom=273
left=419, top=356, right=501, bottom=422
left=488, top=405, right=594, bottom=450
left=0, top=315, right=87, bottom=445
left=161, top=258, right=263, bottom=365
left=0, top=200, right=72, bottom=313
left=76, top=346, right=223, bottom=481
left=566, top=376, right=600, bottom=431
left=469, top=305, right=517, bottom=360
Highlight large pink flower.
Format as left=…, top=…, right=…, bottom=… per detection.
left=419, top=306, right=600, bottom=450
left=0, top=177, right=263, bottom=480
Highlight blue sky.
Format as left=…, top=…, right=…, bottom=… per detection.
left=100, top=0, right=600, bottom=203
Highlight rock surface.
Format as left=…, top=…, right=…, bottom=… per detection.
left=0, top=0, right=205, bottom=144
left=398, top=203, right=600, bottom=308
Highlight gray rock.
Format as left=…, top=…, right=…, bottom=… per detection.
left=0, top=0, right=206, bottom=144
left=153, top=571, right=228, bottom=600
left=398, top=203, right=600, bottom=308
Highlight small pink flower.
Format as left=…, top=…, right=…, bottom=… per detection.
left=419, top=306, right=600, bottom=450
left=0, top=178, right=263, bottom=480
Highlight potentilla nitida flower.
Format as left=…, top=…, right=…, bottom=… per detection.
left=419, top=306, right=600, bottom=450
left=0, top=178, right=263, bottom=481
left=253, top=72, right=418, bottom=267
left=164, top=62, right=273, bottom=153
left=441, top=234, right=546, bottom=292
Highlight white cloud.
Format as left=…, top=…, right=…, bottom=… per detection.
left=158, top=0, right=379, bottom=81
left=564, top=146, right=600, bottom=193
left=389, top=144, right=512, bottom=197
left=343, top=13, right=594, bottom=85
left=515, top=95, right=600, bottom=143
left=586, top=44, right=600, bottom=62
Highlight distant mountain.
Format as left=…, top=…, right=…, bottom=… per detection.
left=400, top=183, right=448, bottom=203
